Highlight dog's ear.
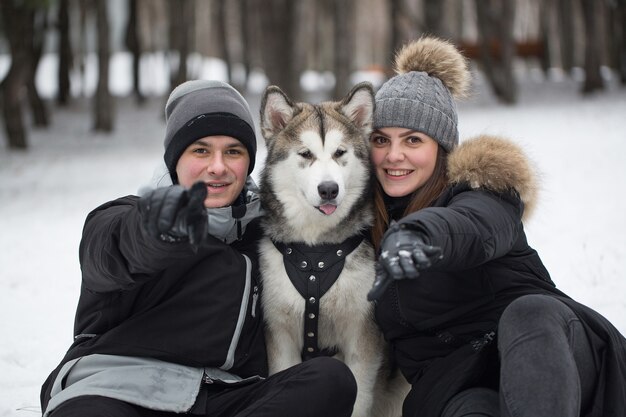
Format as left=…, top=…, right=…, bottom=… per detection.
left=260, top=86, right=296, bottom=140
left=339, top=82, right=375, bottom=137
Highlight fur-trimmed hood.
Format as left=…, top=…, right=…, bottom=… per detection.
left=447, top=135, right=539, bottom=220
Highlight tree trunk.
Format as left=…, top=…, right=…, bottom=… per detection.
left=0, top=1, right=32, bottom=149
left=475, top=0, right=517, bottom=104
left=580, top=0, right=604, bottom=93
left=256, top=0, right=299, bottom=100
left=168, top=0, right=193, bottom=91
left=238, top=0, right=251, bottom=89
left=558, top=0, right=575, bottom=73
left=333, top=0, right=354, bottom=98
left=499, top=0, right=516, bottom=102
left=93, top=0, right=113, bottom=132
left=538, top=1, right=552, bottom=74
left=621, top=0, right=626, bottom=84
left=77, top=1, right=89, bottom=97
left=314, top=0, right=333, bottom=74
left=216, top=0, right=233, bottom=84
left=388, top=0, right=403, bottom=67
left=27, top=9, right=50, bottom=127
left=57, top=0, right=72, bottom=105
left=125, top=0, right=145, bottom=104
left=609, top=0, right=626, bottom=84
left=424, top=0, right=445, bottom=37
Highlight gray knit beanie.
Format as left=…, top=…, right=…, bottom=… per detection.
left=373, top=37, right=470, bottom=152
left=164, top=80, right=257, bottom=182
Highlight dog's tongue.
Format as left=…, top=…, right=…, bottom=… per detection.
left=319, top=204, right=337, bottom=215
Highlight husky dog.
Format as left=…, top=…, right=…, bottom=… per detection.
left=258, top=83, right=408, bottom=417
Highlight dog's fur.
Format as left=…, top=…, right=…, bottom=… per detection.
left=258, top=83, right=408, bottom=417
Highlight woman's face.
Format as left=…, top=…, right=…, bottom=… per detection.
left=370, top=127, right=439, bottom=197
left=176, top=135, right=250, bottom=208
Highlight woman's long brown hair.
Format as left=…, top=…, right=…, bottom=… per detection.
left=371, top=145, right=450, bottom=253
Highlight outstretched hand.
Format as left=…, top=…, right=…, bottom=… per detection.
left=139, top=181, right=208, bottom=245
left=367, top=227, right=442, bottom=301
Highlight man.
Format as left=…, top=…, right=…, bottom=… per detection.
left=41, top=80, right=357, bottom=417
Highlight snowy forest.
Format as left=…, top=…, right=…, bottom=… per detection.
left=1, top=0, right=625, bottom=150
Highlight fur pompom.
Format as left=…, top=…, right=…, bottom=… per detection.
left=394, top=37, right=470, bottom=99
left=447, top=135, right=540, bottom=220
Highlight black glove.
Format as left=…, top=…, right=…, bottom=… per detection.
left=367, top=226, right=442, bottom=301
left=138, top=181, right=208, bottom=245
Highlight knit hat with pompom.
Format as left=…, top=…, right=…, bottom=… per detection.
left=373, top=37, right=470, bottom=151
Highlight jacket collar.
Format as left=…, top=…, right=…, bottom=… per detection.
left=447, top=135, right=539, bottom=221
left=138, top=162, right=264, bottom=244
left=207, top=178, right=264, bottom=244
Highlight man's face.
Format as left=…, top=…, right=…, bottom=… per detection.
left=176, top=135, right=250, bottom=208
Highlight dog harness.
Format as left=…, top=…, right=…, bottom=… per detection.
left=272, top=235, right=364, bottom=361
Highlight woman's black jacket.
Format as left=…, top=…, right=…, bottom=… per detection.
left=374, top=135, right=626, bottom=417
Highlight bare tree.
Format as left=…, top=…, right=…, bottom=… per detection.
left=93, top=0, right=114, bottom=132
left=26, top=7, right=50, bottom=127
left=215, top=0, right=233, bottom=85
left=424, top=0, right=445, bottom=37
left=313, top=0, right=334, bottom=75
left=558, top=0, right=575, bottom=73
left=619, top=0, right=626, bottom=84
left=580, top=0, right=604, bottom=93
left=238, top=0, right=252, bottom=88
left=387, top=0, right=404, bottom=65
left=474, top=0, right=517, bottom=104
left=168, top=0, right=194, bottom=91
left=333, top=0, right=355, bottom=98
left=608, top=0, right=626, bottom=84
left=538, top=1, right=552, bottom=74
left=57, top=0, right=72, bottom=105
left=77, top=0, right=89, bottom=97
left=125, top=0, right=145, bottom=104
left=255, top=0, right=299, bottom=99
left=0, top=1, right=34, bottom=148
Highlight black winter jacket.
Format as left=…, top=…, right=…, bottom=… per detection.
left=41, top=194, right=267, bottom=412
left=374, top=135, right=626, bottom=417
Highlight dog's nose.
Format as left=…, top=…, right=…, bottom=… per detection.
left=318, top=181, right=339, bottom=200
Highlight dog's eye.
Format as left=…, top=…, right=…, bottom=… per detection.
left=298, top=150, right=313, bottom=159
left=334, top=148, right=347, bottom=158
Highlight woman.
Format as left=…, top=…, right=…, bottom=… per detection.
left=367, top=37, right=626, bottom=417
left=40, top=80, right=357, bottom=417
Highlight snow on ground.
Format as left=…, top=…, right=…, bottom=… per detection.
left=1, top=66, right=625, bottom=415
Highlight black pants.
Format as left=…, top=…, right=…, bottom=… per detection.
left=49, top=357, right=357, bottom=417
left=437, top=295, right=598, bottom=417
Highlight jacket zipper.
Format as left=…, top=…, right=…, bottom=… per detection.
left=203, top=373, right=214, bottom=384
left=252, top=285, right=259, bottom=318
